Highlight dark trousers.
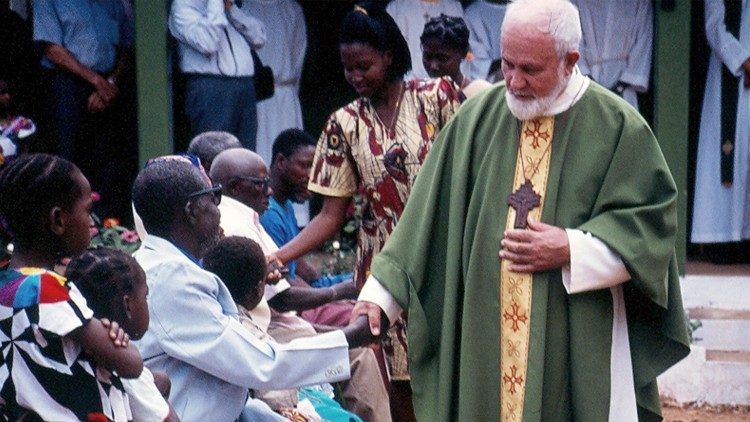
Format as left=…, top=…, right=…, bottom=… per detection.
left=44, top=70, right=136, bottom=219
left=184, top=74, right=257, bottom=151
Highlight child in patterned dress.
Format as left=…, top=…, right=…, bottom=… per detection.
left=67, top=248, right=179, bottom=422
left=0, top=153, right=143, bottom=421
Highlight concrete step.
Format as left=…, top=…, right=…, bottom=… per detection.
left=681, top=275, right=750, bottom=311
left=659, top=346, right=750, bottom=406
left=690, top=320, right=750, bottom=363
left=658, top=273, right=750, bottom=406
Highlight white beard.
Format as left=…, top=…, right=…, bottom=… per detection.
left=505, top=65, right=569, bottom=121
left=505, top=90, right=559, bottom=121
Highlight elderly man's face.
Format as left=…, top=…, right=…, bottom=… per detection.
left=230, top=164, right=273, bottom=215
left=501, top=24, right=577, bottom=119
left=185, top=182, right=224, bottom=257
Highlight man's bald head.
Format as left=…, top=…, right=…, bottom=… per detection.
left=210, top=148, right=272, bottom=214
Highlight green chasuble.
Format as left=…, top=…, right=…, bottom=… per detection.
left=369, top=82, right=690, bottom=421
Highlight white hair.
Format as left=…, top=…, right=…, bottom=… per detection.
left=502, top=0, right=582, bottom=56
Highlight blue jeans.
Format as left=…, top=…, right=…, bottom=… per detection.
left=184, top=74, right=257, bottom=151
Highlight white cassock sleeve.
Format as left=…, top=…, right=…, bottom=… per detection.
left=561, top=229, right=631, bottom=292
left=705, top=0, right=750, bottom=75
left=620, top=0, right=653, bottom=92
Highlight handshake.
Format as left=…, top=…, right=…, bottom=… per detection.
left=340, top=302, right=390, bottom=349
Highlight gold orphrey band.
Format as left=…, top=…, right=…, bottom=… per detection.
left=500, top=116, right=555, bottom=421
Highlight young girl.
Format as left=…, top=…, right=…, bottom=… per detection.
left=421, top=14, right=493, bottom=98
left=67, top=248, right=179, bottom=422
left=0, top=153, right=142, bottom=421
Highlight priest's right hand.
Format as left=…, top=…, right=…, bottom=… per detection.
left=350, top=300, right=388, bottom=337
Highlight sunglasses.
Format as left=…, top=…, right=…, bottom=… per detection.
left=186, top=184, right=223, bottom=205
left=234, top=175, right=270, bottom=190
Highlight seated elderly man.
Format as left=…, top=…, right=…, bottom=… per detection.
left=131, top=159, right=369, bottom=421
left=209, top=147, right=391, bottom=422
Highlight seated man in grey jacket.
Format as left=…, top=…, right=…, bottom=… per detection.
left=131, top=159, right=370, bottom=421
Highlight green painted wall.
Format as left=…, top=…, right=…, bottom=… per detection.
left=134, top=0, right=172, bottom=166
left=653, top=2, right=691, bottom=274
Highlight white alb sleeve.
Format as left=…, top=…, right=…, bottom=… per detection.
left=358, top=276, right=403, bottom=326
left=561, top=228, right=631, bottom=294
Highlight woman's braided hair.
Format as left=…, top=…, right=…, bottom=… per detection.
left=420, top=14, right=470, bottom=55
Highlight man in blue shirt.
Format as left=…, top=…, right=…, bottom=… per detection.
left=261, top=128, right=353, bottom=288
left=33, top=0, right=134, bottom=218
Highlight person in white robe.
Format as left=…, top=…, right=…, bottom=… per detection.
left=692, top=0, right=750, bottom=243
left=572, top=0, right=652, bottom=110
left=242, top=0, right=310, bottom=225
left=242, top=0, right=306, bottom=166
left=465, top=0, right=508, bottom=83
left=386, top=0, right=464, bottom=80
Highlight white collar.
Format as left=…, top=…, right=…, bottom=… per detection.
left=545, top=65, right=590, bottom=116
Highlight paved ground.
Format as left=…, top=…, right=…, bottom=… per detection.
left=663, top=402, right=750, bottom=421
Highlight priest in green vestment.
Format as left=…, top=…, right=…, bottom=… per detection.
left=351, top=0, right=690, bottom=420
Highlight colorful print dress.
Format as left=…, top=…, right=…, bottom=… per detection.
left=0, top=267, right=130, bottom=421
left=309, top=77, right=462, bottom=379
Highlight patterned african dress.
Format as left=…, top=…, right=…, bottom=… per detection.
left=0, top=267, right=131, bottom=421
left=309, top=76, right=462, bottom=380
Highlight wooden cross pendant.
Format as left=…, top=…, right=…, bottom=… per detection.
left=507, top=179, right=541, bottom=229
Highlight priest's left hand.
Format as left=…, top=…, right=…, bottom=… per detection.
left=499, top=218, right=570, bottom=273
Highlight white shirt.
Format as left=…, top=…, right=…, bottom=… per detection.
left=169, top=0, right=266, bottom=76
left=242, top=0, right=307, bottom=165
left=121, top=367, right=170, bottom=422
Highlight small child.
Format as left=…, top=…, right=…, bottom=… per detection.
left=0, top=153, right=142, bottom=421
left=0, top=79, right=35, bottom=167
left=203, top=236, right=364, bottom=422
left=67, top=248, right=179, bottom=422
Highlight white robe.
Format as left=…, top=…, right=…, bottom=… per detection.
left=386, top=0, right=465, bottom=80
left=465, top=0, right=507, bottom=82
left=572, top=0, right=652, bottom=110
left=692, top=0, right=750, bottom=242
left=242, top=0, right=306, bottom=166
